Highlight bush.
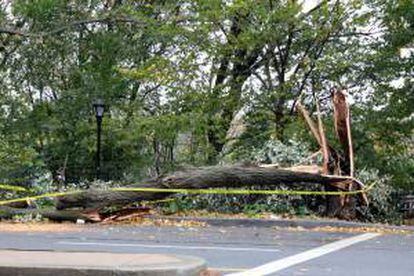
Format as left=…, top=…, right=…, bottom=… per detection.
left=356, top=168, right=402, bottom=224
left=251, top=139, right=313, bottom=166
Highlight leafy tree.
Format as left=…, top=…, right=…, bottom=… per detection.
left=352, top=0, right=414, bottom=188
left=0, top=0, right=412, bottom=193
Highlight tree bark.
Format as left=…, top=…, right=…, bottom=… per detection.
left=55, top=165, right=363, bottom=210
left=0, top=207, right=98, bottom=222
left=332, top=87, right=359, bottom=218
left=332, top=87, right=354, bottom=177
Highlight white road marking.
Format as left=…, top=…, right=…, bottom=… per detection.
left=57, top=241, right=281, bottom=253
left=226, top=232, right=381, bottom=276
left=213, top=267, right=248, bottom=272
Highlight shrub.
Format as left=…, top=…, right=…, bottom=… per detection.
left=356, top=168, right=402, bottom=224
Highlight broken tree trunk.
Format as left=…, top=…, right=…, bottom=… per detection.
left=55, top=165, right=363, bottom=210
left=332, top=87, right=354, bottom=177
left=332, top=87, right=364, bottom=218
left=315, top=96, right=347, bottom=217
left=297, top=101, right=343, bottom=216
left=296, top=94, right=365, bottom=218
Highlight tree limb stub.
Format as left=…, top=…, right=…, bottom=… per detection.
left=332, top=87, right=354, bottom=177
left=314, top=96, right=330, bottom=174
left=55, top=165, right=365, bottom=210
left=296, top=102, right=322, bottom=145
left=296, top=101, right=343, bottom=173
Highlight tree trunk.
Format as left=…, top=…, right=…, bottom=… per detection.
left=331, top=87, right=358, bottom=219
left=296, top=97, right=362, bottom=219
left=0, top=207, right=99, bottom=222
left=206, top=12, right=260, bottom=159
left=332, top=87, right=354, bottom=177
left=55, top=165, right=363, bottom=210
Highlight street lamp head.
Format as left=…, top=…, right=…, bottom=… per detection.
left=93, top=99, right=105, bottom=118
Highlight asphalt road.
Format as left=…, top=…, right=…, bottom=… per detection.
left=0, top=223, right=412, bottom=275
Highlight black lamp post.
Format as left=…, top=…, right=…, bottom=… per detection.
left=93, top=99, right=105, bottom=180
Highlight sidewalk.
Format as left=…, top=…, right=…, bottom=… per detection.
left=0, top=250, right=206, bottom=276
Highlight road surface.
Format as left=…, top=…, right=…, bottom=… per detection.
left=0, top=222, right=412, bottom=275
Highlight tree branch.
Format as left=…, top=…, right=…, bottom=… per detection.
left=0, top=17, right=149, bottom=37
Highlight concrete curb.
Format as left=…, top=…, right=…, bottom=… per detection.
left=150, top=215, right=414, bottom=231
left=0, top=250, right=206, bottom=276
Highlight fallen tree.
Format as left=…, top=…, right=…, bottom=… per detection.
left=0, top=87, right=367, bottom=222
left=55, top=165, right=365, bottom=210
left=0, top=165, right=366, bottom=222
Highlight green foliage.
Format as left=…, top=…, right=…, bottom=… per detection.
left=0, top=139, right=46, bottom=187
left=158, top=191, right=314, bottom=218
left=356, top=168, right=403, bottom=224
left=0, top=0, right=412, bottom=222
left=251, top=139, right=312, bottom=166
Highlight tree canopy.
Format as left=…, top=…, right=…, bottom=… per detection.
left=0, top=0, right=412, bottom=190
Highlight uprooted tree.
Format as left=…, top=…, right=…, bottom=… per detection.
left=0, top=87, right=367, bottom=222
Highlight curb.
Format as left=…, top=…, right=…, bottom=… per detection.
left=0, top=250, right=206, bottom=276
left=150, top=215, right=414, bottom=231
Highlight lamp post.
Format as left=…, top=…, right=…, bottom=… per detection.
left=93, top=99, right=105, bottom=180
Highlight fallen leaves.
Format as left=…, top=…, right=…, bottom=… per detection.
left=106, top=217, right=208, bottom=228
left=311, top=226, right=413, bottom=235
left=0, top=216, right=208, bottom=232
left=0, top=222, right=84, bottom=232
left=273, top=225, right=413, bottom=235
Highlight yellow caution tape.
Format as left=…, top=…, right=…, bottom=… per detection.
left=0, top=182, right=374, bottom=206
left=111, top=184, right=374, bottom=196
left=0, top=184, right=28, bottom=192
left=0, top=190, right=82, bottom=205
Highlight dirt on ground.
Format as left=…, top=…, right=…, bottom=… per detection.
left=0, top=217, right=207, bottom=232
left=0, top=222, right=84, bottom=232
